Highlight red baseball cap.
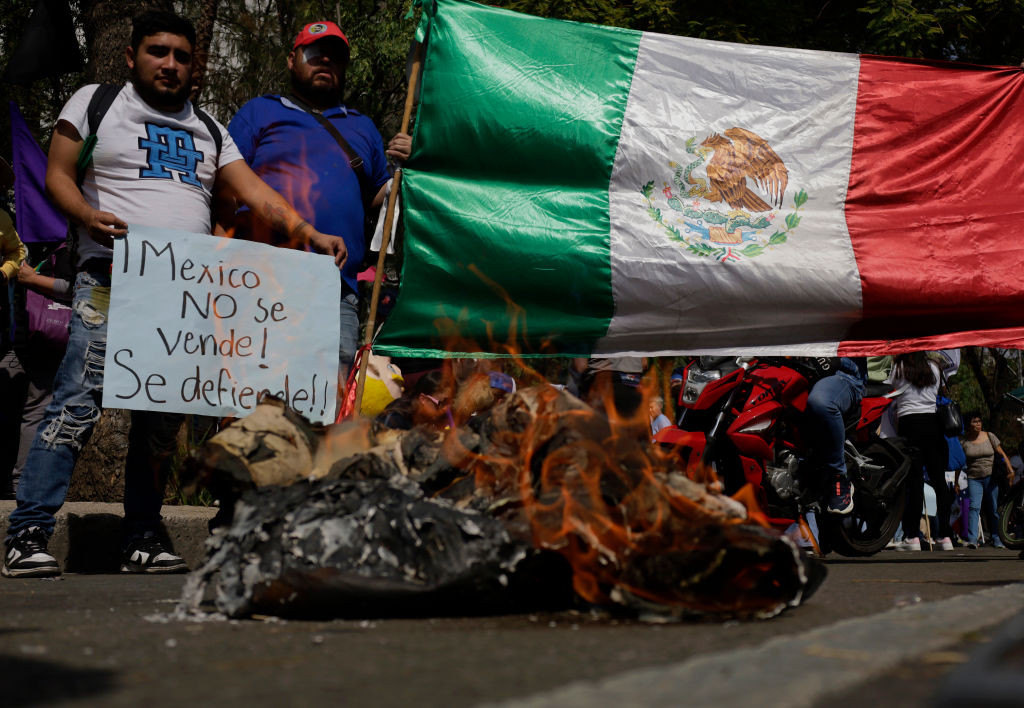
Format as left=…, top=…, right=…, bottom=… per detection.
left=292, top=21, right=350, bottom=51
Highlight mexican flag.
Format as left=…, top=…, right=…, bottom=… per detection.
left=375, top=0, right=1024, bottom=358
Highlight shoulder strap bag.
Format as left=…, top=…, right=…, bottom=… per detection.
left=936, top=370, right=962, bottom=436
left=285, top=93, right=374, bottom=213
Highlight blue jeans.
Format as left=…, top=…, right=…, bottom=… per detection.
left=0, top=346, right=62, bottom=497
left=6, top=270, right=182, bottom=543
left=967, top=475, right=1001, bottom=545
left=806, top=370, right=864, bottom=479
left=338, top=285, right=359, bottom=377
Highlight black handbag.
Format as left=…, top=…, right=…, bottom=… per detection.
left=937, top=371, right=962, bottom=436
left=937, top=397, right=962, bottom=436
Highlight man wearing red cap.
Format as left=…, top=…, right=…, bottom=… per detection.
left=221, top=20, right=411, bottom=380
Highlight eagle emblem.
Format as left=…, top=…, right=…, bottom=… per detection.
left=640, top=128, right=807, bottom=263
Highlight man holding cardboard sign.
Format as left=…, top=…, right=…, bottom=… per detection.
left=3, top=10, right=346, bottom=578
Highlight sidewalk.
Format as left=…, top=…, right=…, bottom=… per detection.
left=0, top=501, right=215, bottom=571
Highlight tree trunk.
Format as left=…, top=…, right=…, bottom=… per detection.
left=189, top=0, right=220, bottom=103
left=80, top=0, right=173, bottom=84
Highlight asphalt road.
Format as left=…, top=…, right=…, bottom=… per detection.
left=2, top=548, right=1022, bottom=708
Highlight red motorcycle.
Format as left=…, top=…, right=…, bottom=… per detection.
left=655, top=356, right=911, bottom=556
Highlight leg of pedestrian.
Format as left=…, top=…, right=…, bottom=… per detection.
left=3, top=271, right=108, bottom=578
left=121, top=410, right=188, bottom=574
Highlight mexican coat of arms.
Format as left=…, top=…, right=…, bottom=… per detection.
left=641, top=127, right=809, bottom=263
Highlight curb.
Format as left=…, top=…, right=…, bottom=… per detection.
left=484, top=583, right=1024, bottom=708
left=0, top=501, right=216, bottom=572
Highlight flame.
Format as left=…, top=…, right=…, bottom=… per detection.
left=730, top=483, right=771, bottom=528
left=352, top=260, right=809, bottom=616
left=436, top=382, right=801, bottom=617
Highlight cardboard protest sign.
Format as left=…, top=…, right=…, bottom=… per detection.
left=104, top=224, right=341, bottom=423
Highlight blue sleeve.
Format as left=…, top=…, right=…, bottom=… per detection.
left=361, top=118, right=391, bottom=190
left=227, top=103, right=259, bottom=166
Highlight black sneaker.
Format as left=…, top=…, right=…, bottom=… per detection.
left=827, top=476, right=854, bottom=515
left=121, top=534, right=188, bottom=574
left=2, top=526, right=60, bottom=578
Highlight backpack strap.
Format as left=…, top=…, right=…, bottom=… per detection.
left=87, top=83, right=121, bottom=135
left=76, top=83, right=122, bottom=180
left=193, top=106, right=223, bottom=163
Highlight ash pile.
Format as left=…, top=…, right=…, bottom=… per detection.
left=180, top=387, right=824, bottom=620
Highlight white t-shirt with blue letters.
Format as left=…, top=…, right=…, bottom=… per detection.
left=57, top=81, right=243, bottom=265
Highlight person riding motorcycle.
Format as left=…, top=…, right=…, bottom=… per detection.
left=806, top=357, right=868, bottom=515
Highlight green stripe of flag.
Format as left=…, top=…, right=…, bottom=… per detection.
left=374, top=0, right=642, bottom=358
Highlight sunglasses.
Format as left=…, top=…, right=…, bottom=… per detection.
left=302, top=43, right=348, bottom=64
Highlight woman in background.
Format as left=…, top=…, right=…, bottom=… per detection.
left=960, top=412, right=1013, bottom=549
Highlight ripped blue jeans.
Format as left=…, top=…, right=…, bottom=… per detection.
left=6, top=270, right=182, bottom=543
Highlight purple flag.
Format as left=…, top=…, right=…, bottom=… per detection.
left=10, top=101, right=67, bottom=243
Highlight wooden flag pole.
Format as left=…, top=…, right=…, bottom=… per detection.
left=353, top=43, right=425, bottom=417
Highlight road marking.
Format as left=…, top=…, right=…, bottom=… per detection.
left=483, top=583, right=1024, bottom=708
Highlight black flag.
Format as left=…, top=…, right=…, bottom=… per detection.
left=3, top=0, right=83, bottom=85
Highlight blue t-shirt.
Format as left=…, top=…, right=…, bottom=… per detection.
left=651, top=413, right=672, bottom=436
left=228, top=95, right=390, bottom=291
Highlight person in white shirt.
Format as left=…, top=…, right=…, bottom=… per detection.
left=888, top=352, right=955, bottom=551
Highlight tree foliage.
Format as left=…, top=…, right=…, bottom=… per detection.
left=0, top=0, right=83, bottom=176
left=193, top=0, right=416, bottom=133
left=952, top=347, right=1024, bottom=449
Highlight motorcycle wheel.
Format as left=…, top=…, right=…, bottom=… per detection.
left=998, top=482, right=1024, bottom=550
left=823, top=487, right=906, bottom=557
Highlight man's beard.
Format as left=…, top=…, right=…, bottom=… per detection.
left=291, top=73, right=344, bottom=108
left=132, top=68, right=191, bottom=110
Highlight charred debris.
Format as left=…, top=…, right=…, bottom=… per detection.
left=180, top=387, right=825, bottom=621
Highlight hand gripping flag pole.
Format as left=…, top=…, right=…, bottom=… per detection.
left=354, top=42, right=425, bottom=417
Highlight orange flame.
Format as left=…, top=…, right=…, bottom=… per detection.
left=363, top=260, right=803, bottom=616
left=438, top=383, right=792, bottom=615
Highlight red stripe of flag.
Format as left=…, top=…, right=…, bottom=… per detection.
left=839, top=57, right=1024, bottom=355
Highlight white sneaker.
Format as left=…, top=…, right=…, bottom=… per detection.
left=2, top=526, right=60, bottom=577
left=895, top=537, right=921, bottom=551
left=120, top=533, right=187, bottom=574
left=936, top=537, right=954, bottom=551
